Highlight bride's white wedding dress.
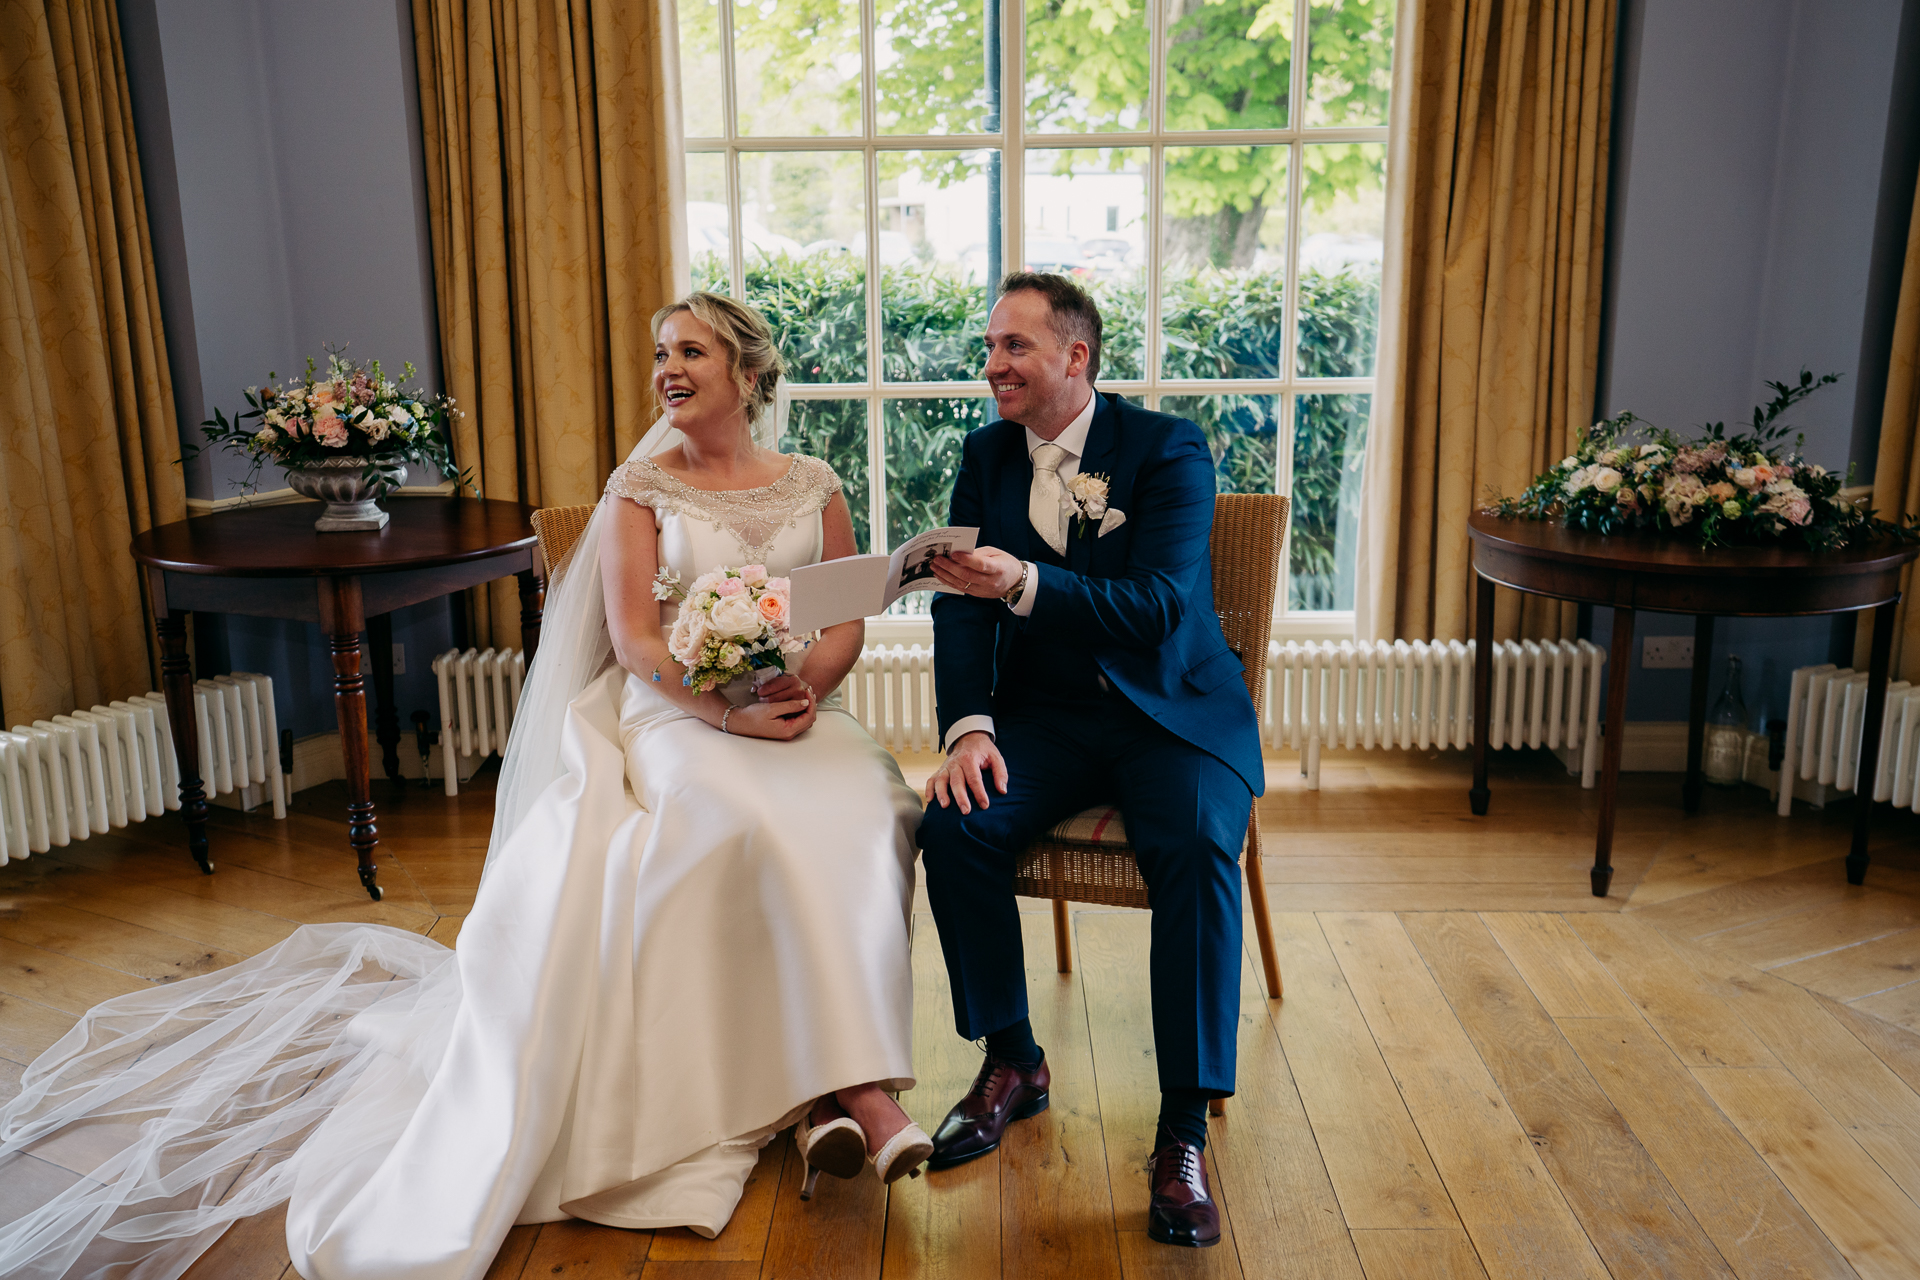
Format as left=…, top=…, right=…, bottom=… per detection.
left=0, top=450, right=920, bottom=1280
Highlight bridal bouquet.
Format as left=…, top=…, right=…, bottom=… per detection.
left=1495, top=370, right=1913, bottom=551
left=193, top=349, right=469, bottom=493
left=651, top=564, right=816, bottom=694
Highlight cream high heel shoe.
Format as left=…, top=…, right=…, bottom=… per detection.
left=795, top=1100, right=866, bottom=1200
left=870, top=1120, right=935, bottom=1186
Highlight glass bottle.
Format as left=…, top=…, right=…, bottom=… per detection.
left=1704, top=655, right=1749, bottom=787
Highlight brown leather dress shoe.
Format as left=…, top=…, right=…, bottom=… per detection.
left=926, top=1052, right=1050, bottom=1170
left=1147, top=1133, right=1221, bottom=1247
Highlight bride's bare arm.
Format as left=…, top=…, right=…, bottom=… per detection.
left=788, top=492, right=865, bottom=697
left=600, top=496, right=815, bottom=740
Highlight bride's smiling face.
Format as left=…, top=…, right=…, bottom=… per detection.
left=654, top=313, right=745, bottom=433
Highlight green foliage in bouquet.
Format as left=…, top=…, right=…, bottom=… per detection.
left=192, top=350, right=473, bottom=496
left=1495, top=371, right=1914, bottom=550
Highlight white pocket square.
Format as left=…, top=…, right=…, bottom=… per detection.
left=1097, top=508, right=1127, bottom=536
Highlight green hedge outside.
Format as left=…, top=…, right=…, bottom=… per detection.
left=697, top=254, right=1379, bottom=611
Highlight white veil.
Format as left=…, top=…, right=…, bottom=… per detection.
left=0, top=386, right=791, bottom=1280
left=486, top=383, right=789, bottom=873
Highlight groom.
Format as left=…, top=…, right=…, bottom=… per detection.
left=919, top=272, right=1263, bottom=1248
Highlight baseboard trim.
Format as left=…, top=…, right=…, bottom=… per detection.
left=285, top=728, right=493, bottom=794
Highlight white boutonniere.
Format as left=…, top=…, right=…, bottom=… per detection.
left=1065, top=472, right=1111, bottom=539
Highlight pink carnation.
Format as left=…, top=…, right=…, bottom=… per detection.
left=315, top=417, right=350, bottom=448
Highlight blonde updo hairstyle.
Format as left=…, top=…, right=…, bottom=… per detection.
left=651, top=292, right=787, bottom=427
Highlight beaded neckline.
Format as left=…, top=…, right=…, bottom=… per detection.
left=603, top=452, right=843, bottom=566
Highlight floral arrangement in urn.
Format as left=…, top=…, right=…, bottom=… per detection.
left=195, top=351, right=470, bottom=531
left=1495, top=371, right=1914, bottom=550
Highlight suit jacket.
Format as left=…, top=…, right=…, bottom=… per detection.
left=931, top=392, right=1265, bottom=796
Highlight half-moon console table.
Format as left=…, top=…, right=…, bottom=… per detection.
left=131, top=496, right=541, bottom=900
left=1467, top=511, right=1919, bottom=897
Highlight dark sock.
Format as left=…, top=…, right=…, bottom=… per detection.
left=1156, top=1088, right=1210, bottom=1150
left=983, top=1017, right=1041, bottom=1069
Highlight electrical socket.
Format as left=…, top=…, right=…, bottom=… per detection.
left=1642, top=636, right=1695, bottom=669
left=392, top=643, right=406, bottom=676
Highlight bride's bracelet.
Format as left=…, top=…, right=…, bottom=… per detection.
left=720, top=706, right=734, bottom=735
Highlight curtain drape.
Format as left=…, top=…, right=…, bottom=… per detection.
left=411, top=0, right=686, bottom=651
left=1354, top=0, right=1615, bottom=644
left=0, top=0, right=183, bottom=728
left=1856, top=168, right=1920, bottom=678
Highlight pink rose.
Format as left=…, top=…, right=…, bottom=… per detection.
left=715, top=577, right=746, bottom=597
left=740, top=564, right=769, bottom=587
left=757, top=586, right=789, bottom=628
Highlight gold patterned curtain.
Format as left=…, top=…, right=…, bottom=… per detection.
left=411, top=0, right=686, bottom=649
left=0, top=0, right=183, bottom=727
left=1354, top=0, right=1615, bottom=644
left=1857, top=168, right=1920, bottom=678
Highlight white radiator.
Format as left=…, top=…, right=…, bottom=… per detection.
left=437, top=640, right=1603, bottom=790
left=843, top=645, right=937, bottom=753
left=1776, top=663, right=1920, bottom=814
left=433, top=648, right=526, bottom=795
left=1266, top=639, right=1605, bottom=790
left=0, top=672, right=286, bottom=866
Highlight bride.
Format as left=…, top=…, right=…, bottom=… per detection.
left=0, top=293, right=928, bottom=1279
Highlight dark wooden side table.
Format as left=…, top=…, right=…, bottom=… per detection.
left=131, top=497, right=541, bottom=900
left=1467, top=512, right=1919, bottom=897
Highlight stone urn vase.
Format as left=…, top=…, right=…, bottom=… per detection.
left=283, top=457, right=407, bottom=531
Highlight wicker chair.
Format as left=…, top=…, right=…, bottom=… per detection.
left=529, top=504, right=597, bottom=591
left=1012, top=492, right=1289, bottom=1032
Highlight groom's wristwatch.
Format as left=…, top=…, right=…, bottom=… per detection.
left=1001, top=561, right=1032, bottom=604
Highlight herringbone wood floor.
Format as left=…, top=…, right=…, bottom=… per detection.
left=6, top=749, right=1920, bottom=1279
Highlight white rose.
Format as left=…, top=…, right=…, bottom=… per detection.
left=1565, top=465, right=1596, bottom=493
left=708, top=592, right=763, bottom=640
left=1593, top=467, right=1623, bottom=493
left=387, top=403, right=412, bottom=425
left=1560, top=455, right=1580, bottom=470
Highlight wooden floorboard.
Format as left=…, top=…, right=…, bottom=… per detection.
left=1405, top=912, right=1732, bottom=1279
left=10, top=754, right=1920, bottom=1276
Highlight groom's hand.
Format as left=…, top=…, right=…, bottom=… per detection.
left=930, top=548, right=1024, bottom=599
left=927, top=730, right=1008, bottom=814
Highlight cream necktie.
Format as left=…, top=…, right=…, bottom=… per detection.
left=1029, top=442, right=1070, bottom=555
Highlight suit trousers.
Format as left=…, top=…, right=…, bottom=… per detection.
left=919, top=689, right=1253, bottom=1095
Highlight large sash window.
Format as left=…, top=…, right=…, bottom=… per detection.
left=679, top=0, right=1393, bottom=630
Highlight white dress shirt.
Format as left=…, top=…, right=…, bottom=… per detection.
left=943, top=391, right=1097, bottom=751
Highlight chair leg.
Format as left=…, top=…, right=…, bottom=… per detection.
left=1245, top=827, right=1284, bottom=1001
left=1208, top=1097, right=1226, bottom=1117
left=1052, top=898, right=1073, bottom=972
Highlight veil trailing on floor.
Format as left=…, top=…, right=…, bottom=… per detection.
left=0, top=390, right=788, bottom=1280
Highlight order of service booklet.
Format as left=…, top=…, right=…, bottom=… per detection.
left=788, top=526, right=981, bottom=633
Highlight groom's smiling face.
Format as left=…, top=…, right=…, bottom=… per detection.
left=983, top=289, right=1090, bottom=435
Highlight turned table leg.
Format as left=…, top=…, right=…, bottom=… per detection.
left=1851, top=599, right=1899, bottom=886
left=367, top=612, right=403, bottom=784
left=1470, top=570, right=1495, bottom=816
left=1594, top=606, right=1637, bottom=898
left=155, top=611, right=213, bottom=875
left=320, top=578, right=383, bottom=901
left=1683, top=614, right=1715, bottom=813
left=518, top=568, right=544, bottom=665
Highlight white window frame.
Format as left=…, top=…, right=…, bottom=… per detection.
left=686, top=0, right=1390, bottom=644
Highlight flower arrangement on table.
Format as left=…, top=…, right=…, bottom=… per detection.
left=1494, top=370, right=1915, bottom=550
left=193, top=350, right=470, bottom=495
left=651, top=563, right=817, bottom=693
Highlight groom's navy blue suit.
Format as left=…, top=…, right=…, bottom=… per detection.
left=920, top=392, right=1263, bottom=1096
